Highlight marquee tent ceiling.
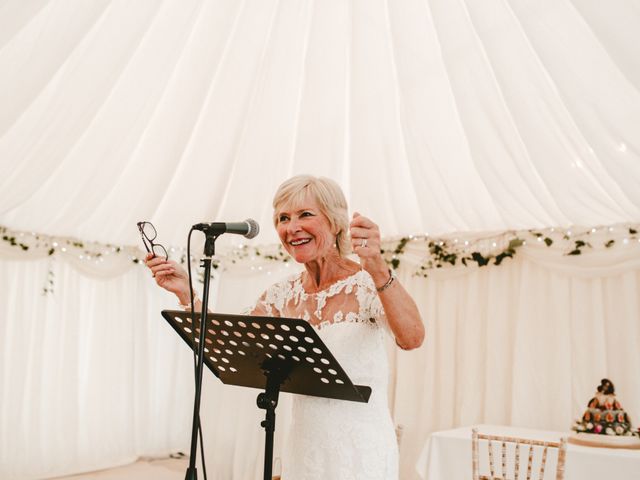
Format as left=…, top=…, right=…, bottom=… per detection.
left=1, top=0, right=639, bottom=248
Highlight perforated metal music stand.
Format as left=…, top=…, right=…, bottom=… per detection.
left=161, top=310, right=372, bottom=480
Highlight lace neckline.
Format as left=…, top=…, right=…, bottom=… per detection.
left=298, top=269, right=364, bottom=296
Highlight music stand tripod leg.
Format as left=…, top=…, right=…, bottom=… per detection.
left=257, top=374, right=282, bottom=480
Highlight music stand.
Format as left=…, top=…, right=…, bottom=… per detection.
left=161, top=310, right=371, bottom=480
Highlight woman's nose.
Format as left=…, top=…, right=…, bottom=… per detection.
left=287, top=218, right=301, bottom=233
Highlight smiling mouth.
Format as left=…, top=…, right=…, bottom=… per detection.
left=290, top=238, right=311, bottom=246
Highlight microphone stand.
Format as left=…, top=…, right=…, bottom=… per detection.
left=185, top=231, right=218, bottom=480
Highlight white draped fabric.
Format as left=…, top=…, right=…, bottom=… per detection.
left=2, top=238, right=639, bottom=479
left=0, top=0, right=639, bottom=247
left=1, top=1, right=640, bottom=479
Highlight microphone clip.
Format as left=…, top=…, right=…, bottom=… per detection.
left=193, top=222, right=226, bottom=235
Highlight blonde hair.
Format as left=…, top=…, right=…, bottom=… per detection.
left=273, top=175, right=351, bottom=256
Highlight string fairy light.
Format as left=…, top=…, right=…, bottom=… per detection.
left=1, top=223, right=639, bottom=291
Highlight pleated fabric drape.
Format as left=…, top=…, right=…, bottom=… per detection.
left=1, top=242, right=639, bottom=479
left=1, top=0, right=639, bottom=248
left=2, top=1, right=640, bottom=479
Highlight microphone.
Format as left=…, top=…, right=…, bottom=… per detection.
left=192, top=218, right=260, bottom=239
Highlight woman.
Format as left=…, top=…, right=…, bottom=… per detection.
left=146, top=175, right=424, bottom=479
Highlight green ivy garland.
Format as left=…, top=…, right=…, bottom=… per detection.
left=1, top=224, right=638, bottom=295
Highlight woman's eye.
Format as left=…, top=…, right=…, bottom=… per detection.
left=301, top=211, right=313, bottom=217
left=279, top=215, right=289, bottom=222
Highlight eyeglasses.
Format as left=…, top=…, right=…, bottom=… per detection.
left=137, top=221, right=168, bottom=259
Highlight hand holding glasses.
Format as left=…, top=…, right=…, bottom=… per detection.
left=137, top=221, right=168, bottom=260
left=138, top=221, right=192, bottom=302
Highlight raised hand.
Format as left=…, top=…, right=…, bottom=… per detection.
left=349, top=212, right=424, bottom=349
left=349, top=212, right=389, bottom=285
left=144, top=253, right=192, bottom=304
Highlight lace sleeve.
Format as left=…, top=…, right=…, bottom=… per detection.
left=356, top=271, right=391, bottom=334
left=241, top=276, right=294, bottom=317
left=369, top=292, right=390, bottom=333
left=241, top=289, right=280, bottom=317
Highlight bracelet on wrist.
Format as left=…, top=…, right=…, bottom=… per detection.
left=178, top=292, right=199, bottom=311
left=376, top=269, right=396, bottom=293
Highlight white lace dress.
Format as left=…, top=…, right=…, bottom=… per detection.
left=249, top=269, right=398, bottom=480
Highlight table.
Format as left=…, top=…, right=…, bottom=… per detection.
left=416, top=425, right=640, bottom=480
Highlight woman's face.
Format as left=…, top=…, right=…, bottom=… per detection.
left=275, top=194, right=336, bottom=264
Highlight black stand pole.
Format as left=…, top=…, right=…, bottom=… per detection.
left=185, top=233, right=218, bottom=480
left=257, top=375, right=281, bottom=480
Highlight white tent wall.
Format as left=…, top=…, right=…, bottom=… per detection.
left=1, top=0, right=640, bottom=479
left=1, top=236, right=640, bottom=479
left=1, top=0, right=639, bottom=244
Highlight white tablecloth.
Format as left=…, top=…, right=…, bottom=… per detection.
left=416, top=425, right=640, bottom=480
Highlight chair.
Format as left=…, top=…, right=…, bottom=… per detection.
left=472, top=428, right=567, bottom=480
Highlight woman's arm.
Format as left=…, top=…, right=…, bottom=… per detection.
left=144, top=253, right=203, bottom=311
left=145, top=253, right=282, bottom=320
left=370, top=267, right=425, bottom=350
left=350, top=213, right=425, bottom=350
